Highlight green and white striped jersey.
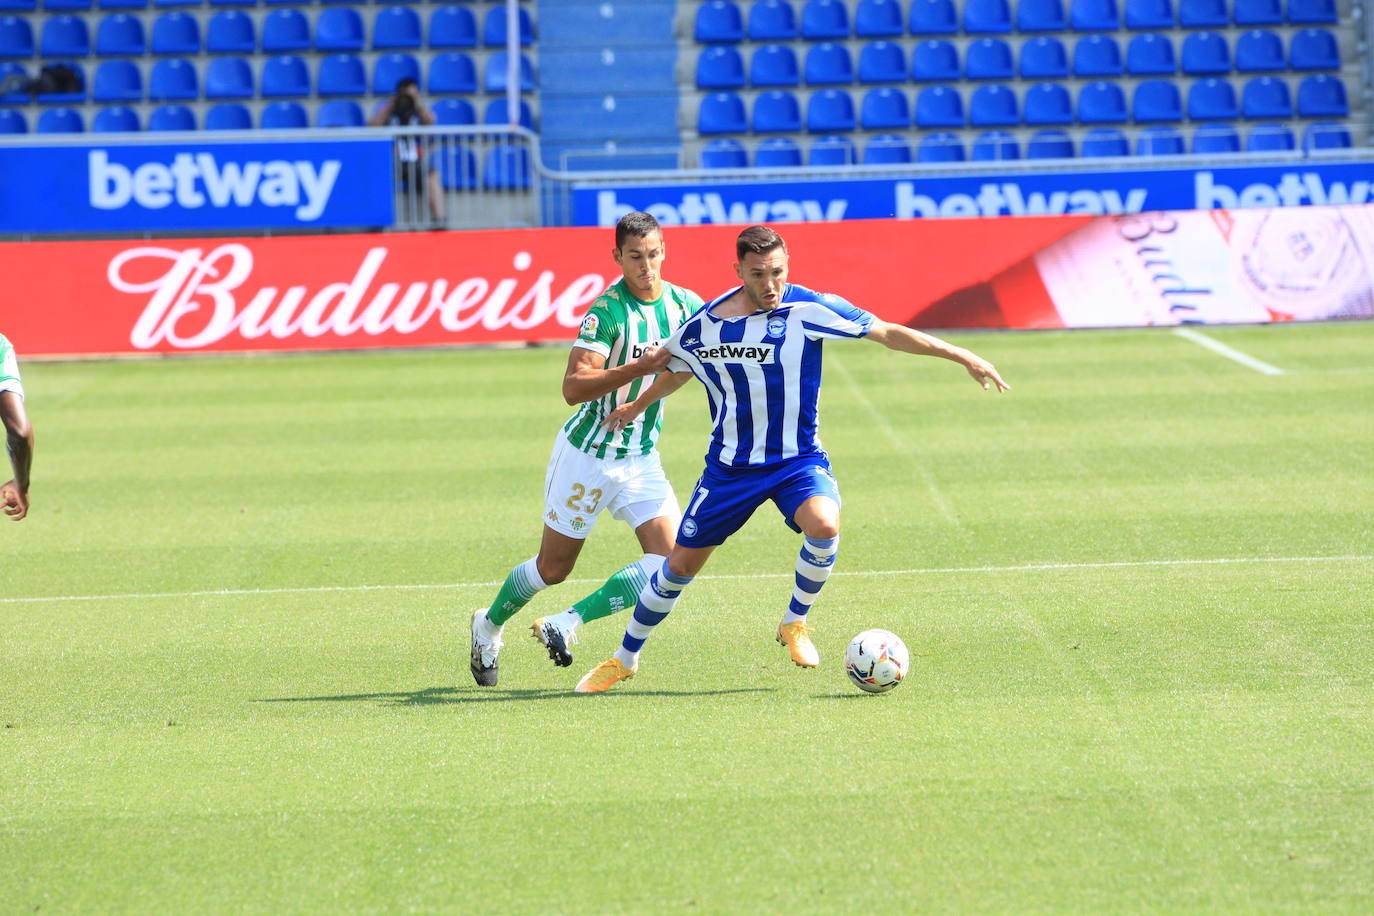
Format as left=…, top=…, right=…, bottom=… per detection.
left=562, top=278, right=703, bottom=460
left=0, top=334, right=23, bottom=399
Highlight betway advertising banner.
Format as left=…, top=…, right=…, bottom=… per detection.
left=3, top=206, right=1371, bottom=357
left=0, top=139, right=394, bottom=233
left=575, top=160, right=1374, bottom=225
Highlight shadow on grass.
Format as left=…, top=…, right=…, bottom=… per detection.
left=256, top=686, right=776, bottom=706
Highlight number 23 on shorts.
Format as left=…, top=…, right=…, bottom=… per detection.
left=565, top=483, right=603, bottom=514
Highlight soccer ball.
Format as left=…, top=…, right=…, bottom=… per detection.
left=844, top=629, right=909, bottom=694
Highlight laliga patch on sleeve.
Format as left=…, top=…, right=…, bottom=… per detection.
left=578, top=313, right=600, bottom=340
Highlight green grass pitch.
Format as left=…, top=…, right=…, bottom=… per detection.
left=3, top=322, right=1372, bottom=913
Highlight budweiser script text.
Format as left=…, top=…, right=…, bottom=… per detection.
left=110, top=245, right=609, bottom=349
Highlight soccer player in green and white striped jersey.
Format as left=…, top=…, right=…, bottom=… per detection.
left=1, top=333, right=35, bottom=521
left=469, top=212, right=704, bottom=686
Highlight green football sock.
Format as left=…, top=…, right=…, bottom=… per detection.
left=485, top=558, right=545, bottom=626
left=571, top=554, right=660, bottom=624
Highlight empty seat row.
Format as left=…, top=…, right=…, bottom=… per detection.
left=0, top=0, right=529, bottom=8
left=696, top=0, right=1337, bottom=42
left=697, top=74, right=1347, bottom=132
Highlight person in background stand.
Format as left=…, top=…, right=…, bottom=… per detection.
left=370, top=78, right=445, bottom=227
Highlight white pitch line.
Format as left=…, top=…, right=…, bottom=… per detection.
left=2, top=555, right=1369, bottom=605
left=1174, top=327, right=1286, bottom=375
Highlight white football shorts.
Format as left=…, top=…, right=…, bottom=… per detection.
left=542, top=433, right=680, bottom=539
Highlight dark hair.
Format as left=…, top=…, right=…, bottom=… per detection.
left=736, top=225, right=786, bottom=261
left=615, top=211, right=663, bottom=249
left=394, top=77, right=418, bottom=94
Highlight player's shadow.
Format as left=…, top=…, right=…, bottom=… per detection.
left=256, top=685, right=775, bottom=707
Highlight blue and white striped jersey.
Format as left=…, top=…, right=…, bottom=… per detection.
left=664, top=284, right=875, bottom=469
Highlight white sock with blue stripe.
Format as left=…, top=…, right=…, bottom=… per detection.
left=782, top=536, right=838, bottom=625
left=614, top=560, right=693, bottom=669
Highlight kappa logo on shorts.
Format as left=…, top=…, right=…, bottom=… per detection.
left=681, top=518, right=699, bottom=538
left=766, top=316, right=787, bottom=338
left=578, top=313, right=600, bottom=340
left=547, top=509, right=559, bottom=524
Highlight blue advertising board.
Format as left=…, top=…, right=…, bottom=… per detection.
left=0, top=139, right=395, bottom=233
left=573, top=160, right=1374, bottom=226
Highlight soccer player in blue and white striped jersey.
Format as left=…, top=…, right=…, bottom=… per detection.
left=575, top=225, right=1009, bottom=692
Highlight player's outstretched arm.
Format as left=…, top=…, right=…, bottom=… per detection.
left=1, top=390, right=33, bottom=520
left=865, top=320, right=1010, bottom=392
left=601, top=371, right=693, bottom=433
left=562, top=345, right=672, bottom=406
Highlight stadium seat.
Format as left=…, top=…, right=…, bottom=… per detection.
left=36, top=107, right=83, bottom=133
left=755, top=136, right=802, bottom=167
left=749, top=0, right=797, bottom=39
left=206, top=10, right=253, bottom=54
left=438, top=146, right=479, bottom=191
left=964, top=0, right=1012, bottom=32
left=483, top=52, right=535, bottom=93
left=752, top=89, right=801, bottom=132
left=374, top=7, right=422, bottom=50
left=483, top=145, right=531, bottom=190
left=972, top=129, right=1020, bottom=159
left=1132, top=78, right=1183, bottom=121
left=806, top=87, right=856, bottom=130
left=804, top=43, right=852, bottom=85
left=1018, top=0, right=1068, bottom=30
left=1287, top=0, right=1336, bottom=23
left=93, top=59, right=142, bottom=101
left=1304, top=121, right=1350, bottom=150
left=205, top=101, right=251, bottom=130
left=863, top=133, right=913, bottom=163
left=855, top=0, right=903, bottom=36
left=429, top=52, right=477, bottom=94
left=1246, top=123, right=1294, bottom=149
left=375, top=52, right=420, bottom=95
left=1124, top=0, right=1174, bottom=27
left=149, top=58, right=196, bottom=100
left=1233, top=0, right=1282, bottom=23
left=1181, top=32, right=1230, bottom=74
left=317, top=54, right=365, bottom=97
left=95, top=13, right=144, bottom=55
left=908, top=0, right=958, bottom=33
left=1081, top=126, right=1130, bottom=155
left=430, top=5, right=478, bottom=49
left=918, top=131, right=965, bottom=161
left=1296, top=74, right=1347, bottom=117
left=147, top=104, right=194, bottom=131
left=965, top=38, right=1013, bottom=80
left=482, top=5, right=533, bottom=47
left=92, top=105, right=139, bottom=132
left=698, top=46, right=745, bottom=89
left=0, top=61, right=24, bottom=102
left=1074, top=34, right=1123, bottom=76
left=801, top=0, right=849, bottom=38
left=912, top=39, right=960, bottom=81
left=696, top=1, right=744, bottom=42
left=212, top=0, right=255, bottom=7
left=316, top=8, right=364, bottom=52
left=698, top=91, right=747, bottom=134
left=261, top=10, right=309, bottom=52
left=1191, top=123, right=1241, bottom=152
left=45, top=0, right=90, bottom=8
left=969, top=83, right=1018, bottom=125
left=1026, top=129, right=1074, bottom=158
left=860, top=85, right=910, bottom=128
left=1070, top=0, right=1120, bottom=30
left=262, top=55, right=309, bottom=97
left=1020, top=36, right=1069, bottom=78
left=1126, top=33, right=1176, bottom=74
left=483, top=97, right=534, bottom=129
left=1241, top=75, right=1292, bottom=117
left=701, top=137, right=748, bottom=168
left=317, top=99, right=364, bottom=128
left=0, top=108, right=26, bottom=133
left=0, top=16, right=32, bottom=58
left=858, top=40, right=905, bottom=83
left=1178, top=0, right=1228, bottom=27
left=753, top=43, right=800, bottom=87
left=916, top=86, right=964, bottom=127
left=809, top=134, right=856, bottom=164
left=205, top=56, right=253, bottom=99
left=150, top=11, right=196, bottom=54
left=1290, top=28, right=1340, bottom=71
left=1235, top=29, right=1285, bottom=71
left=1024, top=81, right=1073, bottom=123
left=155, top=0, right=199, bottom=9
left=1078, top=80, right=1128, bottom=123
left=431, top=96, right=474, bottom=125
left=1136, top=125, right=1185, bottom=154
left=260, top=100, right=307, bottom=129
left=41, top=14, right=88, bottom=56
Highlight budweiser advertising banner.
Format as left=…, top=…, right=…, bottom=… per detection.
left=3, top=207, right=1372, bottom=358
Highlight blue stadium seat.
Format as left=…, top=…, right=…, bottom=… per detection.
left=429, top=5, right=477, bottom=49
left=1132, top=78, right=1183, bottom=121
left=701, top=137, right=748, bottom=168
left=96, top=14, right=144, bottom=55
left=801, top=0, right=849, bottom=38
left=317, top=54, right=365, bottom=96
left=1233, top=0, right=1282, bottom=23
left=749, top=0, right=797, bottom=39
left=99, top=0, right=144, bottom=7
left=374, top=52, right=420, bottom=95
left=918, top=131, right=965, bottom=161
left=261, top=9, right=308, bottom=52
left=1027, top=129, right=1074, bottom=158
left=149, top=58, right=196, bottom=100
left=1235, top=29, right=1284, bottom=71
left=752, top=43, right=800, bottom=86
left=155, top=0, right=199, bottom=9
left=806, top=88, right=855, bottom=130
left=1241, top=75, right=1292, bottom=117
left=45, top=0, right=90, bottom=8
left=1192, top=123, right=1240, bottom=152
left=1136, top=125, right=1184, bottom=154
left=482, top=5, right=533, bottom=47
left=1304, top=121, right=1350, bottom=149
left=41, top=14, right=88, bottom=56
left=1126, top=33, right=1176, bottom=73
left=696, top=1, right=744, bottom=42
left=752, top=89, right=801, bottom=132
left=483, top=145, right=531, bottom=190
left=262, top=55, right=309, bottom=97
left=1181, top=32, right=1230, bottom=75
left=915, top=85, right=964, bottom=127
left=1024, top=82, right=1073, bottom=123
left=1081, top=126, right=1130, bottom=155
left=855, top=0, right=903, bottom=36
left=858, top=40, right=905, bottom=83
left=964, top=0, right=1012, bottom=32
left=483, top=52, right=534, bottom=93
left=804, top=42, right=852, bottom=84
left=809, top=135, right=856, bottom=164
left=205, top=101, right=251, bottom=130
left=1246, top=123, right=1294, bottom=149
left=1074, top=35, right=1123, bottom=76
left=698, top=91, right=747, bottom=134
left=0, top=0, right=35, bottom=8
left=431, top=96, right=474, bottom=125
left=908, top=0, right=958, bottom=33
left=912, top=39, right=959, bottom=81
left=316, top=8, right=364, bottom=52
left=0, top=61, right=24, bottom=101
left=698, top=46, right=745, bottom=89
left=755, top=136, right=802, bottom=167
left=260, top=100, right=307, bottom=129
left=205, top=56, right=253, bottom=98
left=374, top=7, right=422, bottom=50
left=1070, top=0, right=1120, bottom=29
left=1178, top=0, right=1228, bottom=27
left=1188, top=78, right=1238, bottom=118
left=1296, top=74, right=1347, bottom=116
left=147, top=104, right=194, bottom=131
left=93, top=59, right=142, bottom=101
left=317, top=98, right=363, bottom=128
left=1020, top=36, right=1069, bottom=78
left=93, top=105, right=139, bottom=132
left=0, top=108, right=26, bottom=133
left=483, top=97, right=534, bottom=129
left=965, top=38, right=1013, bottom=79
left=36, top=107, right=83, bottom=132
left=860, top=85, right=909, bottom=127
left=864, top=133, right=913, bottom=163
left=1018, top=0, right=1067, bottom=30
left=1287, top=0, right=1336, bottom=24
left=429, top=52, right=477, bottom=94
left=1290, top=28, right=1339, bottom=71
left=1079, top=80, right=1127, bottom=122
left=970, top=129, right=1019, bottom=159
left=1125, top=0, right=1173, bottom=27
left=212, top=0, right=255, bottom=7
left=438, top=146, right=478, bottom=191
left=206, top=10, right=253, bottom=53
left=0, top=16, right=33, bottom=57
left=150, top=11, right=197, bottom=54
left=970, top=83, right=1018, bottom=125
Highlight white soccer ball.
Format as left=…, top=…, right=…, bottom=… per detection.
left=844, top=629, right=909, bottom=694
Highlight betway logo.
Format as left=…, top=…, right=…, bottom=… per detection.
left=896, top=181, right=1149, bottom=218
left=630, top=340, right=663, bottom=359
left=597, top=191, right=846, bottom=226
left=692, top=343, right=776, bottom=364
left=1195, top=170, right=1374, bottom=208
left=88, top=150, right=341, bottom=220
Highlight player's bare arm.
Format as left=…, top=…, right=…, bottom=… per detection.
left=865, top=320, right=1010, bottom=392
left=1, top=390, right=33, bottom=520
left=561, top=344, right=672, bottom=406
left=601, top=370, right=693, bottom=432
